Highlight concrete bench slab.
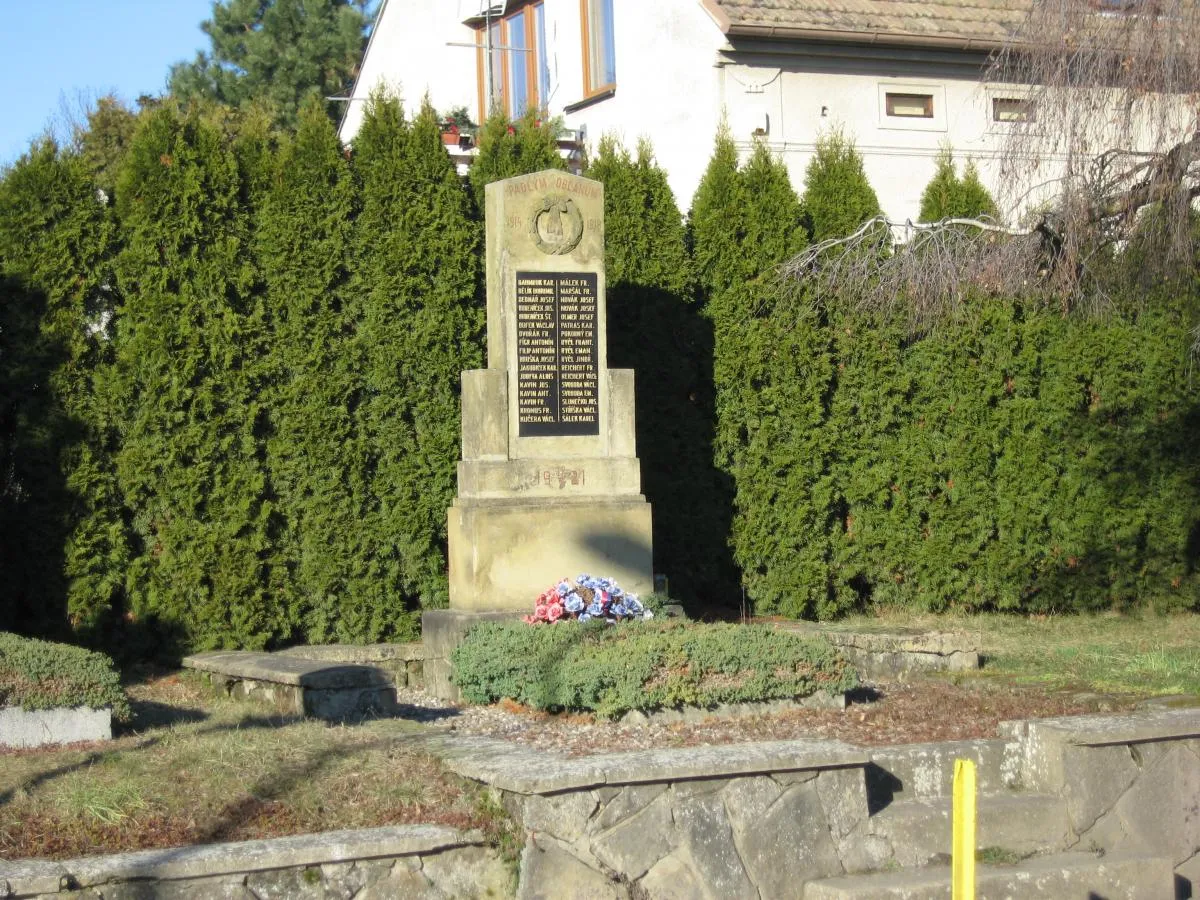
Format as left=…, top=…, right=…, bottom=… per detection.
left=182, top=651, right=396, bottom=720
left=182, top=651, right=391, bottom=689
left=273, top=643, right=426, bottom=689
left=274, top=642, right=424, bottom=664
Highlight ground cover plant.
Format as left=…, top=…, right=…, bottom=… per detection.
left=451, top=620, right=859, bottom=718
left=0, top=670, right=497, bottom=861
left=0, top=633, right=130, bottom=720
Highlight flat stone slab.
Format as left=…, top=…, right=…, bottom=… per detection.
left=446, top=737, right=869, bottom=795
left=1005, top=707, right=1200, bottom=747
left=776, top=622, right=980, bottom=677
left=0, top=824, right=478, bottom=896
left=275, top=642, right=425, bottom=663
left=0, top=706, right=112, bottom=749
left=182, top=651, right=390, bottom=690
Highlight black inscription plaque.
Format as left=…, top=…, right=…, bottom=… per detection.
left=515, top=271, right=600, bottom=437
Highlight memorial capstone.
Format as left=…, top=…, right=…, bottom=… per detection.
left=445, top=169, right=653, bottom=611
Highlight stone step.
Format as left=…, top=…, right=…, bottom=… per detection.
left=870, top=793, right=1072, bottom=868
left=866, top=738, right=1020, bottom=809
left=805, top=851, right=1174, bottom=899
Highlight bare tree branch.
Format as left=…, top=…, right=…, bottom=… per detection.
left=780, top=3, right=1200, bottom=322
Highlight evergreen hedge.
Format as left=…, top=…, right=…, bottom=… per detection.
left=257, top=95, right=361, bottom=641
left=0, top=141, right=128, bottom=638
left=345, top=94, right=484, bottom=639
left=2, top=107, right=1198, bottom=652
left=113, top=104, right=284, bottom=650
left=800, top=130, right=881, bottom=242
left=589, top=136, right=737, bottom=607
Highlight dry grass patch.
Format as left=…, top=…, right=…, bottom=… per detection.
left=0, top=671, right=490, bottom=861
left=823, top=610, right=1200, bottom=698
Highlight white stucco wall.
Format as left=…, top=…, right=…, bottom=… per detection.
left=339, top=0, right=481, bottom=140
left=718, top=62, right=1050, bottom=224
left=341, top=1, right=1048, bottom=223
left=553, top=0, right=728, bottom=210
left=341, top=0, right=728, bottom=208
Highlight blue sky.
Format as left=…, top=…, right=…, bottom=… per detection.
left=1, top=0, right=215, bottom=165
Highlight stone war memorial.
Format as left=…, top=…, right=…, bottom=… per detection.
left=423, top=170, right=653, bottom=698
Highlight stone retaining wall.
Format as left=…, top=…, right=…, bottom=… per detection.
left=444, top=737, right=888, bottom=898
left=1006, top=707, right=1200, bottom=883
left=0, top=826, right=509, bottom=900
left=7, top=711, right=1197, bottom=899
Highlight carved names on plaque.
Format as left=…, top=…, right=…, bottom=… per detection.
left=515, top=271, right=600, bottom=437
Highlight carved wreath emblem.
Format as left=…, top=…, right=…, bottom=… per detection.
left=530, top=195, right=585, bottom=255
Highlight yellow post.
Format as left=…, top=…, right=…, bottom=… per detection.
left=952, top=758, right=977, bottom=900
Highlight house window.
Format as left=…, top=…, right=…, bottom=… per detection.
left=477, top=2, right=551, bottom=118
left=992, top=97, right=1036, bottom=123
left=581, top=0, right=616, bottom=96
left=886, top=92, right=934, bottom=119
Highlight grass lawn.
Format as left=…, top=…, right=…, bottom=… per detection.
left=0, top=671, right=498, bottom=861
left=822, top=610, right=1200, bottom=698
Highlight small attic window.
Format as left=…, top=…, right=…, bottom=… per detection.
left=993, top=97, right=1036, bottom=123
left=885, top=92, right=934, bottom=119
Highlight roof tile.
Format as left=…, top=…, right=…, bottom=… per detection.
left=711, top=0, right=1033, bottom=45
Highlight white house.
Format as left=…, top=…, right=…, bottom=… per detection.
left=339, top=0, right=1038, bottom=221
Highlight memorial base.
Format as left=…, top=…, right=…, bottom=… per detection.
left=421, top=608, right=525, bottom=702
left=447, top=496, right=653, bottom=612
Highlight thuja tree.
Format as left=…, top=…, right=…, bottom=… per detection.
left=113, top=105, right=284, bottom=650
left=256, top=95, right=361, bottom=640
left=468, top=108, right=565, bottom=213
left=800, top=129, right=881, bottom=242
left=694, top=138, right=835, bottom=617
left=588, top=136, right=737, bottom=608
left=0, top=141, right=128, bottom=638
left=918, top=148, right=998, bottom=222
left=346, top=94, right=483, bottom=639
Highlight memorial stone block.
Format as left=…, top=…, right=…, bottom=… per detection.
left=446, top=170, right=653, bottom=611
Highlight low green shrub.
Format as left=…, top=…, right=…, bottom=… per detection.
left=0, top=632, right=131, bottom=720
left=451, top=621, right=858, bottom=719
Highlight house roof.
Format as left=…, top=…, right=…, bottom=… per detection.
left=704, top=0, right=1034, bottom=50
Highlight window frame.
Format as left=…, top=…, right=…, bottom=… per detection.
left=992, top=96, right=1037, bottom=124
left=475, top=1, right=550, bottom=120
left=886, top=92, right=935, bottom=119
left=877, top=82, right=947, bottom=133
left=580, top=0, right=617, bottom=99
